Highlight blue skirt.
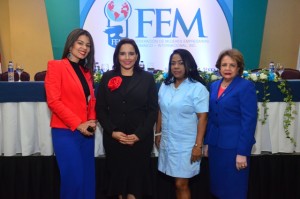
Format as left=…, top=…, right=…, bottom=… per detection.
left=208, top=145, right=250, bottom=199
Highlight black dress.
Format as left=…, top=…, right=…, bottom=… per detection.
left=96, top=70, right=158, bottom=197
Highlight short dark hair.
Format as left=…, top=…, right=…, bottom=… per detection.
left=164, top=49, right=205, bottom=85
left=215, top=49, right=244, bottom=76
left=112, top=38, right=142, bottom=72
left=62, top=28, right=95, bottom=73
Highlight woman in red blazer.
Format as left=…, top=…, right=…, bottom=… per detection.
left=45, top=29, right=97, bottom=199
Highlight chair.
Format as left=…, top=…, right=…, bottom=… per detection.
left=281, top=68, right=300, bottom=79
left=0, top=71, right=30, bottom=81
left=20, top=71, right=30, bottom=81
left=34, top=70, right=47, bottom=81
left=0, top=71, right=19, bottom=81
left=251, top=68, right=262, bottom=73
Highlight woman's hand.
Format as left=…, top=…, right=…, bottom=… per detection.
left=126, top=134, right=139, bottom=146
left=155, top=134, right=161, bottom=149
left=112, top=132, right=139, bottom=145
left=77, top=120, right=97, bottom=136
left=236, top=154, right=247, bottom=170
left=112, top=131, right=128, bottom=144
left=190, top=145, right=202, bottom=163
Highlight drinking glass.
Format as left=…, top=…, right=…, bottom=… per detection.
left=147, top=62, right=155, bottom=73
left=16, top=64, right=24, bottom=82
left=276, top=63, right=285, bottom=76
left=101, top=64, right=109, bottom=72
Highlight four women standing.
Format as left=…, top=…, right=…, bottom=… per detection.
left=46, top=30, right=257, bottom=198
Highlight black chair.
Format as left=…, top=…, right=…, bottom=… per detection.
left=0, top=71, right=30, bottom=81
left=0, top=71, right=19, bottom=81
left=20, top=71, right=30, bottom=81
left=34, top=70, right=47, bottom=81
left=250, top=68, right=262, bottom=73
left=281, top=68, right=300, bottom=79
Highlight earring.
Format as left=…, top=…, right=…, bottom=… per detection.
left=84, top=58, right=88, bottom=67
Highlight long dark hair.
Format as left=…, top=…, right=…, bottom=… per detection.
left=112, top=38, right=142, bottom=72
left=61, top=28, right=95, bottom=74
left=164, top=49, right=205, bottom=85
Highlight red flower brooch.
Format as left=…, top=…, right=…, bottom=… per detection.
left=108, top=76, right=122, bottom=91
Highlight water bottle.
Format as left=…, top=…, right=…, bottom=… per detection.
left=139, top=61, right=145, bottom=70
left=269, top=61, right=275, bottom=73
left=8, top=61, right=14, bottom=82
left=94, top=62, right=100, bottom=73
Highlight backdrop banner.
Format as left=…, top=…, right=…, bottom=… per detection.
left=81, top=0, right=233, bottom=71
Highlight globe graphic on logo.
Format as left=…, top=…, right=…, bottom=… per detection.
left=104, top=0, right=132, bottom=22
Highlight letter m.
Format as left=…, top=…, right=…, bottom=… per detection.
left=172, top=9, right=206, bottom=38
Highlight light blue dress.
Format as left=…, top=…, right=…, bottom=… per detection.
left=158, top=79, right=209, bottom=178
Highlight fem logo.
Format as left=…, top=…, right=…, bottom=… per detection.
left=104, top=0, right=132, bottom=47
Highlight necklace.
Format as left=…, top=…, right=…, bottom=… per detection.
left=221, top=81, right=231, bottom=88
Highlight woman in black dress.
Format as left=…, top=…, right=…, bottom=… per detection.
left=96, top=38, right=158, bottom=199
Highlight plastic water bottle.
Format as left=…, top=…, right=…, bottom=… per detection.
left=8, top=61, right=14, bottom=82
left=94, top=62, right=100, bottom=73
left=139, top=61, right=145, bottom=70
left=269, top=61, right=275, bottom=73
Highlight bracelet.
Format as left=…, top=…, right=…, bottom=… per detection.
left=194, top=143, right=202, bottom=148
left=154, top=132, right=162, bottom=136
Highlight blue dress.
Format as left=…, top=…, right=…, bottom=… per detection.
left=158, top=79, right=209, bottom=178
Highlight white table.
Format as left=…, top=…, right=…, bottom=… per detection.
left=1, top=80, right=300, bottom=156
left=0, top=102, right=104, bottom=156
left=252, top=102, right=300, bottom=154
left=1, top=101, right=300, bottom=156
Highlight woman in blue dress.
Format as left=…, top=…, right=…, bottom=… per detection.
left=155, top=49, right=209, bottom=199
left=204, top=49, right=257, bottom=199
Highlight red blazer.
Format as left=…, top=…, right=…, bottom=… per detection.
left=45, top=58, right=96, bottom=131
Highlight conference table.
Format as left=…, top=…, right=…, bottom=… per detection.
left=1, top=81, right=300, bottom=156
left=1, top=81, right=300, bottom=199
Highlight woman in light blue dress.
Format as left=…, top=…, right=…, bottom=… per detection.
left=155, top=49, right=209, bottom=199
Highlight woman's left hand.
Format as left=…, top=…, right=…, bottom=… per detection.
left=77, top=120, right=97, bottom=136
left=236, top=154, right=247, bottom=170
left=126, top=134, right=140, bottom=146
left=190, top=146, right=202, bottom=163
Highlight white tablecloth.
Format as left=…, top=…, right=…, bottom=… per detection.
left=0, top=102, right=299, bottom=156
left=252, top=102, right=300, bottom=154
left=0, top=102, right=104, bottom=156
